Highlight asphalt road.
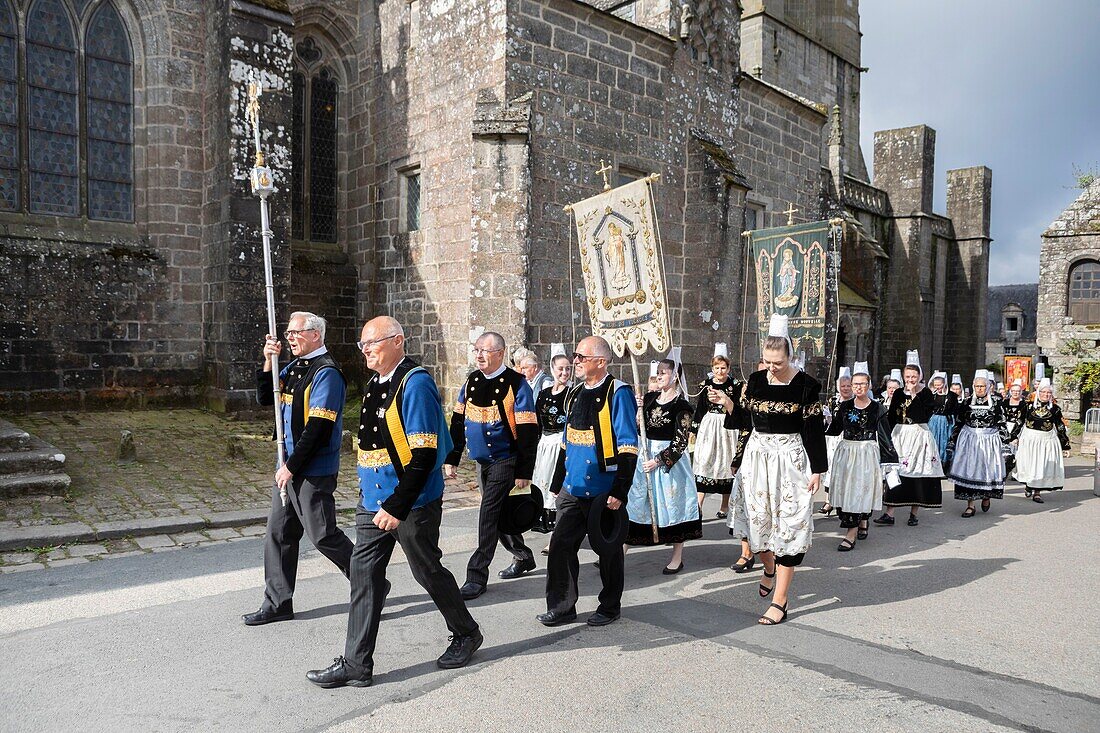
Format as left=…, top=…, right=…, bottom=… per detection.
left=2, top=462, right=1098, bottom=732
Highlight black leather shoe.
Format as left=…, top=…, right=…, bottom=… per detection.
left=536, top=609, right=577, bottom=626
left=437, top=628, right=484, bottom=669
left=459, top=582, right=486, bottom=600
left=306, top=656, right=372, bottom=688
left=586, top=610, right=620, bottom=626
left=242, top=606, right=293, bottom=626
left=498, top=557, right=536, bottom=579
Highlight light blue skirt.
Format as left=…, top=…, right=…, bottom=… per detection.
left=929, top=414, right=952, bottom=464
left=627, top=439, right=700, bottom=529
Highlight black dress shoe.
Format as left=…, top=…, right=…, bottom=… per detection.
left=459, top=582, right=486, bottom=600
left=437, top=628, right=484, bottom=669
left=306, top=656, right=372, bottom=688
left=662, top=562, right=684, bottom=575
left=536, top=609, right=577, bottom=626
left=498, top=557, right=537, bottom=579
left=242, top=606, right=293, bottom=626
left=586, top=610, right=620, bottom=626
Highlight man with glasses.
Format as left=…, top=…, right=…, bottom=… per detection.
left=538, top=335, right=638, bottom=627
left=243, top=311, right=353, bottom=626
left=444, top=332, right=539, bottom=599
left=306, top=316, right=481, bottom=688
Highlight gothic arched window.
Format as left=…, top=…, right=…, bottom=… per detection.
left=1069, top=260, right=1100, bottom=324
left=85, top=1, right=134, bottom=220
left=0, top=0, right=19, bottom=210
left=4, top=0, right=134, bottom=220
left=291, top=36, right=339, bottom=244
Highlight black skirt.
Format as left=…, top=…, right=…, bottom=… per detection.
left=625, top=517, right=703, bottom=546
left=883, top=476, right=942, bottom=508
left=694, top=475, right=733, bottom=495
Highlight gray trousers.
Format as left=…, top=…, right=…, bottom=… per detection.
left=466, top=456, right=534, bottom=586
left=262, top=473, right=354, bottom=612
left=344, top=499, right=478, bottom=676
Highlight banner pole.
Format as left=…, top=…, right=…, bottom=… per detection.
left=630, top=354, right=659, bottom=543
left=246, top=81, right=288, bottom=508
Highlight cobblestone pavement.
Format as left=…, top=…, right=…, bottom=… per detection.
left=0, top=409, right=483, bottom=571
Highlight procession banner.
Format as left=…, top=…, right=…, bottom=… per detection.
left=1003, top=355, right=1032, bottom=387
left=749, top=220, right=832, bottom=356
left=569, top=178, right=671, bottom=357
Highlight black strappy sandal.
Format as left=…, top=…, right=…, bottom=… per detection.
left=907, top=512, right=919, bottom=526
left=857, top=522, right=869, bottom=540
left=961, top=506, right=976, bottom=518
left=837, top=538, right=855, bottom=552
left=981, top=498, right=991, bottom=513
left=732, top=555, right=756, bottom=573
left=818, top=503, right=834, bottom=516
left=758, top=567, right=776, bottom=597
left=758, top=602, right=788, bottom=625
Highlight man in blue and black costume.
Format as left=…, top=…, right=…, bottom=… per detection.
left=243, top=311, right=353, bottom=626
left=444, top=331, right=539, bottom=600
left=307, top=316, right=482, bottom=688
left=538, top=335, right=639, bottom=628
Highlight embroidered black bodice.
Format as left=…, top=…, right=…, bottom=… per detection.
left=723, top=370, right=828, bottom=474
left=930, top=392, right=959, bottom=417
left=692, top=378, right=742, bottom=429
left=1008, top=401, right=1071, bottom=451
left=536, top=385, right=568, bottom=435
left=888, top=386, right=935, bottom=427
left=642, top=391, right=693, bottom=470
left=825, top=398, right=898, bottom=463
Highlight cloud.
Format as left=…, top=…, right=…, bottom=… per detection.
left=858, top=0, right=1100, bottom=285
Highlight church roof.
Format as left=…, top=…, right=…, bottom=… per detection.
left=986, top=283, right=1038, bottom=341
left=1044, top=179, right=1100, bottom=237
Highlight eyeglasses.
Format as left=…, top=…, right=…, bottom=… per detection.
left=471, top=347, right=504, bottom=356
left=284, top=328, right=317, bottom=339
left=571, top=352, right=604, bottom=362
left=357, top=334, right=399, bottom=351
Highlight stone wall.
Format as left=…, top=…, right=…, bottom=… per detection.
left=735, top=75, right=829, bottom=373
left=1037, top=180, right=1100, bottom=421
left=509, top=0, right=742, bottom=384
left=0, top=0, right=218, bottom=410
left=944, top=166, right=992, bottom=380
left=739, top=2, right=867, bottom=181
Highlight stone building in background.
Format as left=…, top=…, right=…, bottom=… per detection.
left=0, top=0, right=993, bottom=411
left=1037, top=180, right=1100, bottom=421
left=984, top=284, right=1039, bottom=378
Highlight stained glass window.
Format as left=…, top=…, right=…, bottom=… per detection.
left=290, top=38, right=339, bottom=244
left=8, top=0, right=133, bottom=220
left=85, top=1, right=133, bottom=220
left=26, top=0, right=80, bottom=216
left=290, top=72, right=305, bottom=240
left=0, top=0, right=18, bottom=211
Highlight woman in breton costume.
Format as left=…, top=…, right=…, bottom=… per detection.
left=714, top=315, right=827, bottom=625
left=825, top=361, right=898, bottom=550
left=1000, top=379, right=1026, bottom=477
left=874, top=352, right=943, bottom=527
left=692, top=344, right=743, bottom=520
left=949, top=374, right=965, bottom=401
left=1009, top=378, right=1070, bottom=503
left=626, top=356, right=702, bottom=574
left=947, top=370, right=1007, bottom=517
left=927, top=370, right=959, bottom=465
left=819, top=366, right=854, bottom=516
left=530, top=344, right=572, bottom=535
left=880, top=369, right=902, bottom=404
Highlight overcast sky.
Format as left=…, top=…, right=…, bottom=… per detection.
left=858, top=0, right=1100, bottom=286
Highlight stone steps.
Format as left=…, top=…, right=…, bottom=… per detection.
left=0, top=419, right=71, bottom=498
left=0, top=423, right=30, bottom=452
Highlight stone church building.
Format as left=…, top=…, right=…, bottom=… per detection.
left=0, top=0, right=992, bottom=410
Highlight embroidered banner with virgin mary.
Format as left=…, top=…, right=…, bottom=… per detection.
left=749, top=220, right=834, bottom=356
left=569, top=178, right=671, bottom=357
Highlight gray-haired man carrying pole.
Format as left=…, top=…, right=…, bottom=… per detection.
left=243, top=311, right=354, bottom=626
